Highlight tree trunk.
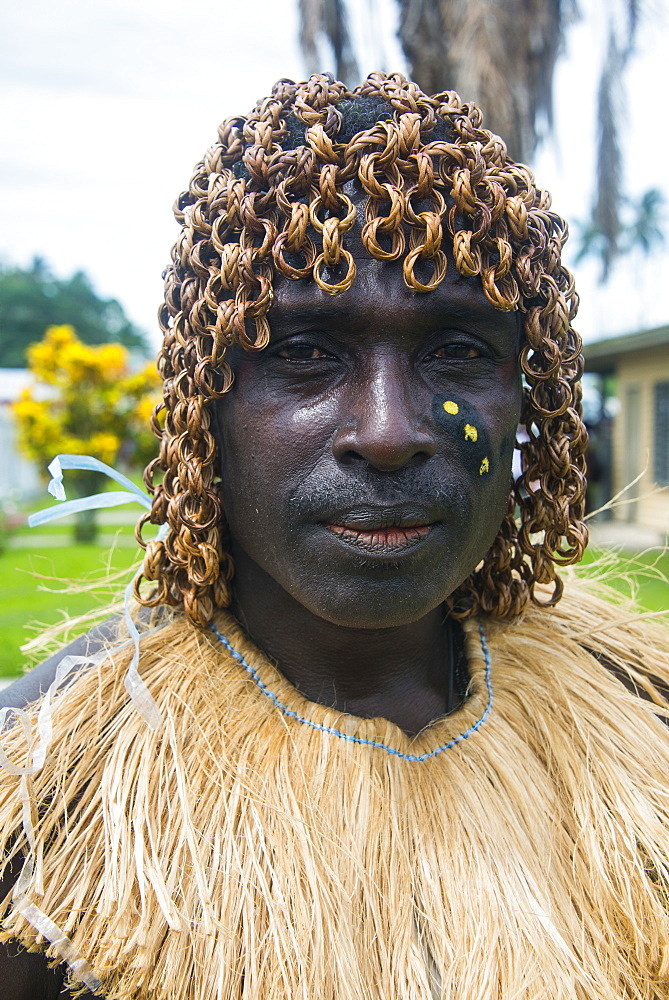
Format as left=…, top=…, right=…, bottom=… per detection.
left=70, top=471, right=105, bottom=545
left=396, top=0, right=563, bottom=163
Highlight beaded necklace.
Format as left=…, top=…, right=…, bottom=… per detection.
left=211, top=620, right=492, bottom=762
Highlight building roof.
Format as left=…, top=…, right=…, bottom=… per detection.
left=584, top=325, right=669, bottom=374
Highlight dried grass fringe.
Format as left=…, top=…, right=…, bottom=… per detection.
left=1, top=581, right=669, bottom=999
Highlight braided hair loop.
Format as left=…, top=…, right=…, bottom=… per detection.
left=135, top=72, right=588, bottom=627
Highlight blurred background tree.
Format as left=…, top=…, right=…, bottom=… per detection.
left=13, top=325, right=160, bottom=543
left=0, top=257, right=148, bottom=368
left=298, top=0, right=664, bottom=279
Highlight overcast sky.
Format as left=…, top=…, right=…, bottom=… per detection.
left=1, top=0, right=668, bottom=350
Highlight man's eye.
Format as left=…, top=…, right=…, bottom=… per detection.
left=277, top=343, right=328, bottom=361
left=432, top=344, right=481, bottom=360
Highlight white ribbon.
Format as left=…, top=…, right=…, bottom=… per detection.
left=12, top=896, right=102, bottom=993
left=123, top=579, right=162, bottom=730
left=28, top=454, right=152, bottom=527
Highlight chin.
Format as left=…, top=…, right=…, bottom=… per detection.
left=292, top=575, right=456, bottom=630
left=280, top=526, right=489, bottom=629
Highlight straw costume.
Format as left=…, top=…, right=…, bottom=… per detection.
left=2, top=74, right=669, bottom=999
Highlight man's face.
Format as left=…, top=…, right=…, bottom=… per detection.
left=216, top=247, right=522, bottom=630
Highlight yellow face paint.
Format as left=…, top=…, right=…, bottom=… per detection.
left=464, top=423, right=478, bottom=442
left=443, top=400, right=459, bottom=415
left=479, top=457, right=490, bottom=476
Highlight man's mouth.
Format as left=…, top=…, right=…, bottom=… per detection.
left=325, top=522, right=433, bottom=552
left=320, top=507, right=438, bottom=553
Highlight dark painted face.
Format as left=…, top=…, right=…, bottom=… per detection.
left=216, top=250, right=522, bottom=629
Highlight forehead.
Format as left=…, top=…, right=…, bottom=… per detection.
left=270, top=255, right=520, bottom=342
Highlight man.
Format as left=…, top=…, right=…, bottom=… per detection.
left=1, top=72, right=669, bottom=999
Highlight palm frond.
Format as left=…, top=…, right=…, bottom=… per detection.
left=593, top=31, right=623, bottom=279
left=298, top=0, right=359, bottom=87
left=586, top=0, right=643, bottom=279
left=299, top=0, right=323, bottom=77
left=626, top=189, right=666, bottom=254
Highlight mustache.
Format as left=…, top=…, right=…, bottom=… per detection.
left=288, top=466, right=470, bottom=521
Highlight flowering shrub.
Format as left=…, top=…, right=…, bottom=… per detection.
left=13, top=325, right=160, bottom=541
left=14, top=325, right=160, bottom=470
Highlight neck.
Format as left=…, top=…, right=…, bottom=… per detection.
left=228, top=548, right=456, bottom=736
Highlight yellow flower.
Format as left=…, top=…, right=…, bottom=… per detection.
left=14, top=323, right=156, bottom=472
left=87, top=433, right=121, bottom=465
left=134, top=396, right=157, bottom=424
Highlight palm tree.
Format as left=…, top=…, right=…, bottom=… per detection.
left=396, top=0, right=564, bottom=165
left=298, top=0, right=654, bottom=278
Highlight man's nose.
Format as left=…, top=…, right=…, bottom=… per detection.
left=331, top=361, right=437, bottom=472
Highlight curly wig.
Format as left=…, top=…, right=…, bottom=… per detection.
left=135, top=72, right=588, bottom=628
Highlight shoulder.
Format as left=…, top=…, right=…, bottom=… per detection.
left=0, top=618, right=121, bottom=713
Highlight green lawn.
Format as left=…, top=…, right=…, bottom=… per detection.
left=576, top=547, right=669, bottom=613
left=0, top=543, right=141, bottom=676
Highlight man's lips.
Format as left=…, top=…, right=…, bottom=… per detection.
left=325, top=522, right=433, bottom=552
left=318, top=506, right=439, bottom=553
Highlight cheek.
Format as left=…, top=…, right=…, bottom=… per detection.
left=216, top=401, right=271, bottom=535
left=216, top=398, right=326, bottom=536
left=433, top=395, right=515, bottom=482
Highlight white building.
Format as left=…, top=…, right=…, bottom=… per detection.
left=0, top=369, right=41, bottom=501
left=585, top=326, right=669, bottom=538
